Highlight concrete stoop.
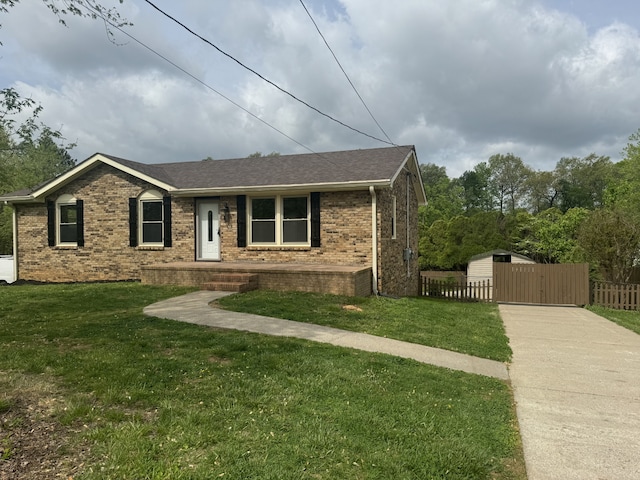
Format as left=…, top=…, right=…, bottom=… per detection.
left=202, top=273, right=259, bottom=293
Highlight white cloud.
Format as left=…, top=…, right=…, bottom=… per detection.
left=2, top=0, right=639, bottom=178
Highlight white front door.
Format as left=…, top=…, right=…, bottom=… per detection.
left=197, top=200, right=220, bottom=261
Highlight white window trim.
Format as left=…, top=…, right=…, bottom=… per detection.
left=248, top=194, right=310, bottom=246
left=138, top=190, right=164, bottom=246
left=56, top=194, right=77, bottom=246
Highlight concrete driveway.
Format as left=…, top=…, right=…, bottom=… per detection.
left=500, top=304, right=640, bottom=480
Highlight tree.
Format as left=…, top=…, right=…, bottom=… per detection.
left=554, top=154, right=613, bottom=212
left=606, top=129, right=640, bottom=221
left=458, top=162, right=494, bottom=213
left=578, top=208, right=640, bottom=283
left=0, top=89, right=76, bottom=253
left=525, top=170, right=559, bottom=214
left=1, top=0, right=130, bottom=44
left=418, top=163, right=463, bottom=226
left=418, top=211, right=520, bottom=270
left=0, top=1, right=129, bottom=253
left=487, top=153, right=531, bottom=213
left=247, top=151, right=280, bottom=158
left=516, top=207, right=588, bottom=264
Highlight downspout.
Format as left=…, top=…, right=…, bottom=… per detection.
left=406, top=172, right=411, bottom=278
left=10, top=202, right=18, bottom=283
left=369, top=186, right=378, bottom=295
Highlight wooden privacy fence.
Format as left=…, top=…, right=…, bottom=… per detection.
left=592, top=281, right=640, bottom=310
left=421, top=278, right=492, bottom=302
left=493, top=263, right=590, bottom=305
left=420, top=271, right=467, bottom=283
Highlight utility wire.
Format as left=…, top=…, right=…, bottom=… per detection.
left=78, top=3, right=318, bottom=156
left=298, top=0, right=396, bottom=146
left=78, top=1, right=389, bottom=180
left=142, top=0, right=396, bottom=146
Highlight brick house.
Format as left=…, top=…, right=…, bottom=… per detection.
left=1, top=146, right=426, bottom=296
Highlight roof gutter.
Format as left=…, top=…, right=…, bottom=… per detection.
left=1, top=196, right=38, bottom=205
left=172, top=179, right=391, bottom=198
left=370, top=186, right=378, bottom=295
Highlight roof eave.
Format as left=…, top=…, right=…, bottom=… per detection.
left=1, top=196, right=37, bottom=205
left=29, top=153, right=177, bottom=200
left=389, top=148, right=427, bottom=206
left=172, top=179, right=392, bottom=197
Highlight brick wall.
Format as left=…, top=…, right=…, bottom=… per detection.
left=218, top=191, right=373, bottom=267
left=377, top=163, right=421, bottom=297
left=141, top=263, right=373, bottom=297
left=16, top=164, right=194, bottom=282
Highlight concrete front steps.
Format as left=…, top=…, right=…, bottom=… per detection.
left=202, top=273, right=258, bottom=293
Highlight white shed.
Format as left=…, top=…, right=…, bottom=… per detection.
left=466, top=250, right=535, bottom=285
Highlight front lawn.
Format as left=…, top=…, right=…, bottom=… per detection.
left=0, top=283, right=524, bottom=479
left=218, top=290, right=512, bottom=362
left=587, top=305, right=640, bottom=335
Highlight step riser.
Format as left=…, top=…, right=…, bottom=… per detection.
left=205, top=274, right=258, bottom=284
left=202, top=281, right=258, bottom=293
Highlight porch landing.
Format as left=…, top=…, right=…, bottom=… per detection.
left=141, top=262, right=373, bottom=297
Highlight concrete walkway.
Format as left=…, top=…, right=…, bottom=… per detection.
left=500, top=304, right=640, bottom=480
left=143, top=290, right=508, bottom=380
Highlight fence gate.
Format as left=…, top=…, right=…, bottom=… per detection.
left=493, top=263, right=590, bottom=305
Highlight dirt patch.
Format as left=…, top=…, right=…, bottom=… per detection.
left=0, top=374, right=90, bottom=480
left=208, top=355, right=232, bottom=365
left=341, top=304, right=363, bottom=312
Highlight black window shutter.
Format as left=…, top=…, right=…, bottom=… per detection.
left=128, top=198, right=138, bottom=247
left=163, top=196, right=172, bottom=247
left=76, top=199, right=84, bottom=247
left=237, top=195, right=247, bottom=248
left=311, top=192, right=321, bottom=247
left=47, top=201, right=55, bottom=247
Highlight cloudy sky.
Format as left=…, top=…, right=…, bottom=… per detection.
left=2, top=0, right=640, bottom=177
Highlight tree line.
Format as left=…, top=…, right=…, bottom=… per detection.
left=0, top=88, right=76, bottom=253
left=418, top=136, right=640, bottom=283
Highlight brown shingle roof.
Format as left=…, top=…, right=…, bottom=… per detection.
left=1, top=145, right=422, bottom=201
left=106, top=146, right=415, bottom=189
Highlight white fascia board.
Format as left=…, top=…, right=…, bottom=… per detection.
left=172, top=179, right=391, bottom=197
left=29, top=153, right=176, bottom=201
left=411, top=152, right=428, bottom=205
left=2, top=196, right=36, bottom=204
left=389, top=150, right=427, bottom=206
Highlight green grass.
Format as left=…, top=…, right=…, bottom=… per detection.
left=0, top=283, right=524, bottom=479
left=587, top=305, right=640, bottom=335
left=218, top=290, right=512, bottom=362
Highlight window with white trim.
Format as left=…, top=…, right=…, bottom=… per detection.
left=139, top=190, right=164, bottom=245
left=249, top=195, right=310, bottom=245
left=56, top=194, right=80, bottom=245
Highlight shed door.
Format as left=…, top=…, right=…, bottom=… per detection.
left=197, top=200, right=220, bottom=261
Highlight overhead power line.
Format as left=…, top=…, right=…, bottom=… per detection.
left=77, top=1, right=387, bottom=181
left=77, top=2, right=319, bottom=156
left=142, top=0, right=397, bottom=147
left=298, top=0, right=395, bottom=146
